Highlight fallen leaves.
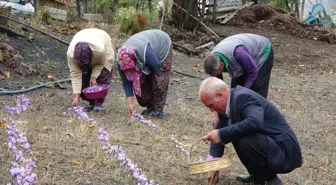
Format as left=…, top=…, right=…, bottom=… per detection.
left=69, top=159, right=81, bottom=166
left=66, top=133, right=74, bottom=138
left=0, top=70, right=10, bottom=78
left=318, top=166, right=329, bottom=172
left=0, top=121, right=6, bottom=127
left=48, top=74, right=56, bottom=81
left=87, top=124, right=96, bottom=133
left=53, top=27, right=68, bottom=35
left=38, top=92, right=55, bottom=98
left=317, top=130, right=328, bottom=135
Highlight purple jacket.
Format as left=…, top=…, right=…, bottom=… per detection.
left=233, top=45, right=258, bottom=88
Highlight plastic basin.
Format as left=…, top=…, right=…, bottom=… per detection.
left=82, top=84, right=110, bottom=100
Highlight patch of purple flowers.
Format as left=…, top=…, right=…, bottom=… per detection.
left=171, top=137, right=190, bottom=157
left=98, top=128, right=157, bottom=185
left=62, top=106, right=95, bottom=124
left=196, top=154, right=214, bottom=162
left=4, top=95, right=38, bottom=185
left=84, top=85, right=103, bottom=93
left=132, top=112, right=159, bottom=131
left=5, top=95, right=30, bottom=116
left=171, top=137, right=214, bottom=162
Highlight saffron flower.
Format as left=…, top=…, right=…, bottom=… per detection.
left=98, top=128, right=156, bottom=185
left=85, top=85, right=103, bottom=93
left=64, top=106, right=95, bottom=124
left=4, top=95, right=37, bottom=185
left=171, top=137, right=214, bottom=162
left=132, top=112, right=159, bottom=131
left=5, top=95, right=30, bottom=116
left=171, top=137, right=190, bottom=157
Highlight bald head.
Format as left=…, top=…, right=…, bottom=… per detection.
left=199, top=77, right=230, bottom=113
left=199, top=77, right=229, bottom=99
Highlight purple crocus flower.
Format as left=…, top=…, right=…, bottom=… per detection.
left=171, top=137, right=190, bottom=157
left=6, top=95, right=31, bottom=116
left=98, top=129, right=157, bottom=185
left=66, top=106, right=96, bottom=124
left=132, top=112, right=160, bottom=131
left=4, top=95, right=37, bottom=185
left=171, top=137, right=214, bottom=162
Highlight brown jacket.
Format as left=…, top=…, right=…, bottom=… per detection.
left=67, top=28, right=115, bottom=94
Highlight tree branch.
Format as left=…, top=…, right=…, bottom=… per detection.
left=172, top=2, right=219, bottom=38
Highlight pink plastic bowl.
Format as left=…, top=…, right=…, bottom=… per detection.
left=82, top=84, right=110, bottom=100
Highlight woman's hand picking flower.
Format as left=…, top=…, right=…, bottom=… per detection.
left=72, top=94, right=80, bottom=107
left=127, top=97, right=135, bottom=115
left=90, top=76, right=97, bottom=86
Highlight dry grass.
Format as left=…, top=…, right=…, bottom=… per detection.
left=1, top=30, right=336, bottom=184
left=1, top=72, right=335, bottom=184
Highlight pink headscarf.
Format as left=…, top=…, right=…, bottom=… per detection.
left=119, top=46, right=143, bottom=96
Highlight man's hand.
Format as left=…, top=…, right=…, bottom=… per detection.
left=208, top=171, right=219, bottom=184
left=90, top=76, right=97, bottom=86
left=72, top=94, right=80, bottom=107
left=202, top=129, right=221, bottom=144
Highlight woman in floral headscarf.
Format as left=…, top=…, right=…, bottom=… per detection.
left=117, top=29, right=172, bottom=118
left=67, top=28, right=115, bottom=111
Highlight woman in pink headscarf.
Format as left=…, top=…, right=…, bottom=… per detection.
left=117, top=29, right=172, bottom=118
left=67, top=28, right=115, bottom=111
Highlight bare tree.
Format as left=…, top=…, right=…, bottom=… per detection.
left=212, top=0, right=217, bottom=23
left=301, top=0, right=305, bottom=19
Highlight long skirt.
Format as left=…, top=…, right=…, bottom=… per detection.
left=135, top=48, right=173, bottom=111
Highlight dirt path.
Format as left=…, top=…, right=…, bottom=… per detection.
left=0, top=24, right=336, bottom=185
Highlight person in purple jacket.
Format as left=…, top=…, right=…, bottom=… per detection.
left=203, top=33, right=274, bottom=99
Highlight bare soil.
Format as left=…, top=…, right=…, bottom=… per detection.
left=227, top=4, right=336, bottom=44
left=0, top=30, right=69, bottom=91
left=0, top=19, right=336, bottom=185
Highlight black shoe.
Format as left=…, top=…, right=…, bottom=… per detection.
left=236, top=174, right=253, bottom=183
left=141, top=105, right=154, bottom=115
left=266, top=176, right=283, bottom=185
left=147, top=110, right=165, bottom=119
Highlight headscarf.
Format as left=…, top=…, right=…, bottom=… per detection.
left=119, top=46, right=143, bottom=96
left=74, top=42, right=92, bottom=65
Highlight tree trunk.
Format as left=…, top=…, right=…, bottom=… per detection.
left=136, top=0, right=140, bottom=10
left=294, top=0, right=300, bottom=18
left=93, top=0, right=97, bottom=13
left=301, top=0, right=305, bottom=20
left=172, top=0, right=198, bottom=30
left=148, top=0, right=152, bottom=12
left=285, top=0, right=290, bottom=12
left=213, top=0, right=217, bottom=23
left=76, top=0, right=81, bottom=20
left=184, top=0, right=195, bottom=24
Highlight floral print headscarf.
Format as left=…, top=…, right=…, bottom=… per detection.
left=119, top=46, right=143, bottom=96
left=74, top=42, right=92, bottom=65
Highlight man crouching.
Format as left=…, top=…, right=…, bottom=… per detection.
left=199, top=77, right=302, bottom=185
